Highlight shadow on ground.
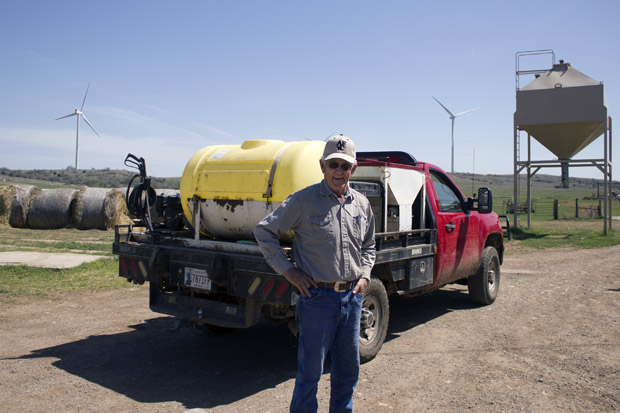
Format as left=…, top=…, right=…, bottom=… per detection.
left=384, top=285, right=479, bottom=344
left=14, top=286, right=479, bottom=409
left=17, top=317, right=298, bottom=409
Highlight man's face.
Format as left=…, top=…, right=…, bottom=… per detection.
left=320, top=158, right=357, bottom=197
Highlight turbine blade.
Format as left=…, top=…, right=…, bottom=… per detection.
left=80, top=113, right=100, bottom=137
left=80, top=82, right=91, bottom=111
left=56, top=113, right=77, bottom=120
left=432, top=96, right=455, bottom=118
left=455, top=107, right=480, bottom=117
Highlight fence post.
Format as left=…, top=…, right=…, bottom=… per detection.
left=554, top=199, right=559, bottom=220
left=598, top=199, right=602, bottom=217
left=575, top=198, right=579, bottom=218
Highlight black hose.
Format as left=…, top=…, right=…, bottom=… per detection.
left=124, top=153, right=156, bottom=231
left=126, top=178, right=156, bottom=220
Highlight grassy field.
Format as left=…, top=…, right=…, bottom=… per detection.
left=0, top=227, right=116, bottom=254
left=508, top=219, right=619, bottom=250
left=0, top=227, right=131, bottom=303
left=451, top=173, right=620, bottom=249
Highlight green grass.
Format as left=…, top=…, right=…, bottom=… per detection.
left=0, top=239, right=113, bottom=254
left=0, top=227, right=115, bottom=255
left=510, top=220, right=620, bottom=249
left=0, top=227, right=136, bottom=304
left=0, top=258, right=134, bottom=303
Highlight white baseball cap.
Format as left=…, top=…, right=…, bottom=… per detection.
left=322, top=135, right=356, bottom=164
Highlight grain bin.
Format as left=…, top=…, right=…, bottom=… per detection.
left=513, top=51, right=613, bottom=235
left=514, top=60, right=609, bottom=159
left=180, top=139, right=325, bottom=239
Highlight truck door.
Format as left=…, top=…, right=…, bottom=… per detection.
left=428, top=169, right=481, bottom=285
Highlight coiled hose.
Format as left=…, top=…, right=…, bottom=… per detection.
left=124, top=154, right=156, bottom=231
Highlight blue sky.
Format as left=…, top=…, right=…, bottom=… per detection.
left=1, top=0, right=618, bottom=179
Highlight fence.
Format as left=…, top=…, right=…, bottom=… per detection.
left=498, top=197, right=618, bottom=220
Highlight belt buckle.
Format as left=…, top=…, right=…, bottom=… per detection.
left=333, top=282, right=348, bottom=292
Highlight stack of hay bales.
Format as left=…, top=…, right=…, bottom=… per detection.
left=0, top=185, right=131, bottom=230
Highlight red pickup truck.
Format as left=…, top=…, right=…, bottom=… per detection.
left=113, top=146, right=505, bottom=362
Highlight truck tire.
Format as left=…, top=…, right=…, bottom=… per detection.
left=359, top=280, right=389, bottom=363
left=468, top=246, right=500, bottom=305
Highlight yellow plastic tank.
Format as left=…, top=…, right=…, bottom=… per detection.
left=180, top=139, right=325, bottom=239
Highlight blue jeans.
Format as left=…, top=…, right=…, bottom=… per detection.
left=290, top=287, right=363, bottom=413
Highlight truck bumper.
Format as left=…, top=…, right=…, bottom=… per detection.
left=149, top=285, right=263, bottom=328
left=113, top=237, right=297, bottom=329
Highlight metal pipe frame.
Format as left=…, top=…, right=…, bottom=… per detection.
left=513, top=116, right=613, bottom=234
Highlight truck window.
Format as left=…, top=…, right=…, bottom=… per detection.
left=430, top=171, right=463, bottom=212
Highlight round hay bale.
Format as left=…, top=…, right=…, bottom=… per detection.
left=27, top=188, right=77, bottom=229
left=103, top=188, right=132, bottom=228
left=0, top=185, right=14, bottom=226
left=72, top=187, right=109, bottom=230
left=72, top=187, right=132, bottom=230
left=8, top=185, right=42, bottom=228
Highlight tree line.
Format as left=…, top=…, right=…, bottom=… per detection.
left=0, top=167, right=180, bottom=190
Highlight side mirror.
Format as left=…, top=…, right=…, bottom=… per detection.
left=477, top=187, right=493, bottom=214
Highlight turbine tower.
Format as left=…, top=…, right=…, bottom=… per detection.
left=433, top=96, right=478, bottom=173
left=56, top=83, right=100, bottom=169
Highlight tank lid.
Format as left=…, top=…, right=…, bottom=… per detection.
left=521, top=62, right=600, bottom=91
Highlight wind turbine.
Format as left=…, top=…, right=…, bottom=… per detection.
left=56, top=83, right=100, bottom=169
left=433, top=96, right=478, bottom=173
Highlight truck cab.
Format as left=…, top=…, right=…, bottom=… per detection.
left=354, top=151, right=503, bottom=292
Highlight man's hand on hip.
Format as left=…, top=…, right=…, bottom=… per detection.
left=353, top=278, right=369, bottom=296
left=283, top=268, right=317, bottom=297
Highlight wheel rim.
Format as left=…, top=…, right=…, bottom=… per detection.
left=360, top=295, right=380, bottom=344
left=487, top=259, right=498, bottom=294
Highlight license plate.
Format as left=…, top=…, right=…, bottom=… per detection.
left=184, top=267, right=212, bottom=291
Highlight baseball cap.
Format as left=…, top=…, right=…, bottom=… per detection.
left=322, top=135, right=356, bottom=164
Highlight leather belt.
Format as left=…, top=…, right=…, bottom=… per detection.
left=316, top=281, right=355, bottom=292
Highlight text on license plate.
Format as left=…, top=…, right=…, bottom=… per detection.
left=184, top=267, right=212, bottom=291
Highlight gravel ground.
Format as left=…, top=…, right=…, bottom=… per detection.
left=0, top=243, right=619, bottom=412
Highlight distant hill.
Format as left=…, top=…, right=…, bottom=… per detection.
left=1, top=167, right=617, bottom=195
left=450, top=172, right=620, bottom=191
left=0, top=167, right=180, bottom=190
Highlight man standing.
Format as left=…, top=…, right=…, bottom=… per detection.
left=254, top=135, right=376, bottom=412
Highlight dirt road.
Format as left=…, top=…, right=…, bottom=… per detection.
left=1, top=244, right=619, bottom=412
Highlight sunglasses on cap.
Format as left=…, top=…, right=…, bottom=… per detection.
left=327, top=161, right=353, bottom=171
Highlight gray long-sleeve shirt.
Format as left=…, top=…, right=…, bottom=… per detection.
left=254, top=180, right=376, bottom=283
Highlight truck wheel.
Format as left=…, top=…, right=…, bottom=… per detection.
left=468, top=246, right=500, bottom=305
left=359, top=280, right=389, bottom=363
